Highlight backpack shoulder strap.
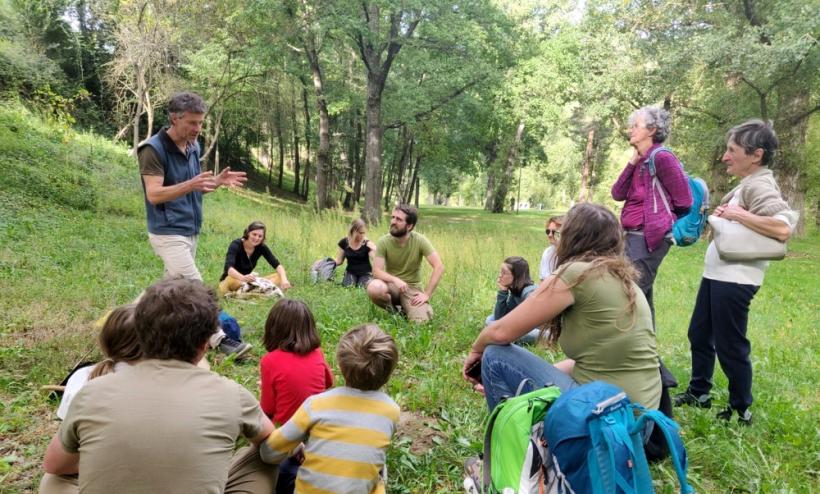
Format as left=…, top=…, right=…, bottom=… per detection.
left=646, top=146, right=676, bottom=178
left=483, top=400, right=503, bottom=491
left=632, top=410, right=695, bottom=494
left=646, top=146, right=676, bottom=216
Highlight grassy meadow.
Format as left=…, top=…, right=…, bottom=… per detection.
left=1, top=102, right=818, bottom=493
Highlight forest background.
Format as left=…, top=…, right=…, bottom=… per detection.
left=1, top=0, right=818, bottom=225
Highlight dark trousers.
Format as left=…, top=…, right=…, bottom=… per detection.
left=274, top=456, right=300, bottom=494
left=624, top=232, right=672, bottom=328
left=686, top=278, right=759, bottom=410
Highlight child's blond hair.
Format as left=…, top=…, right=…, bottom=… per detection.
left=336, top=324, right=398, bottom=391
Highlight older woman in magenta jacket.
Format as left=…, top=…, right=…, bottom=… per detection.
left=611, top=106, right=692, bottom=326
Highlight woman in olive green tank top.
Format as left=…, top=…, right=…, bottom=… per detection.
left=463, top=203, right=662, bottom=411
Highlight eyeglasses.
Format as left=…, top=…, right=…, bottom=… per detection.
left=546, top=229, right=561, bottom=239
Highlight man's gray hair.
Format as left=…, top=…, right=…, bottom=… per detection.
left=727, top=119, right=779, bottom=167
left=629, top=106, right=672, bottom=143
left=168, top=92, right=207, bottom=117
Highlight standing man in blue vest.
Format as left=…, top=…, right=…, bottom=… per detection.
left=138, top=91, right=250, bottom=357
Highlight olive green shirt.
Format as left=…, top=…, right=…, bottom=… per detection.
left=557, top=262, right=662, bottom=409
left=375, top=231, right=435, bottom=290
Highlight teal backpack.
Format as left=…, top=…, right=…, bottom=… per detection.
left=648, top=147, right=709, bottom=246
left=544, top=381, right=694, bottom=494
left=467, top=384, right=563, bottom=494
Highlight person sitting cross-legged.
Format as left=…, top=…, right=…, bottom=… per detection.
left=41, top=278, right=278, bottom=494
left=219, top=220, right=292, bottom=296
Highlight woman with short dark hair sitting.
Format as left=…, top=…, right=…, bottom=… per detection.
left=218, top=221, right=291, bottom=296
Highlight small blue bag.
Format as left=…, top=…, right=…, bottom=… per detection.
left=218, top=310, right=242, bottom=341
left=544, top=381, right=693, bottom=494
left=647, top=146, right=710, bottom=247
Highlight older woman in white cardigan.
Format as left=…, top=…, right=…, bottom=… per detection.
left=674, top=119, right=797, bottom=425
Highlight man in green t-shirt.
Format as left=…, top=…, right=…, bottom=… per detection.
left=367, top=205, right=444, bottom=322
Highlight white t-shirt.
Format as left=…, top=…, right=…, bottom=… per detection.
left=57, top=362, right=130, bottom=419
left=703, top=191, right=795, bottom=286
left=540, top=245, right=557, bottom=280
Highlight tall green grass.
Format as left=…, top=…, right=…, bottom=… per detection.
left=0, top=102, right=818, bottom=492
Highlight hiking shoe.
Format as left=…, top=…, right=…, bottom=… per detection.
left=717, top=406, right=752, bottom=425
left=218, top=338, right=252, bottom=359
left=673, top=391, right=712, bottom=408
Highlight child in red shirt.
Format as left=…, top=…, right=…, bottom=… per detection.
left=260, top=299, right=333, bottom=494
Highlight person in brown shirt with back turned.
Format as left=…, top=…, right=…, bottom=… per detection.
left=40, top=279, right=278, bottom=494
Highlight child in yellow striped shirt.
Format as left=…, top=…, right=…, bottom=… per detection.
left=260, top=324, right=400, bottom=494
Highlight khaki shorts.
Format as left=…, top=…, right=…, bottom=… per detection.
left=386, top=283, right=433, bottom=322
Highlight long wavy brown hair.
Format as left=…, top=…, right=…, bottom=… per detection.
left=540, top=203, right=639, bottom=347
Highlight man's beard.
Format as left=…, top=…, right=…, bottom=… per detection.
left=389, top=224, right=408, bottom=237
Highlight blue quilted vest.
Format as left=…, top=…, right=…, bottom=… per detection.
left=139, top=130, right=203, bottom=236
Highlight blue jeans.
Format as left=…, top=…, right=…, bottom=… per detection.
left=481, top=344, right=579, bottom=411
left=484, top=315, right=541, bottom=345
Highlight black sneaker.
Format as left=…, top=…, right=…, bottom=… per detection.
left=717, top=406, right=752, bottom=425
left=218, top=337, right=252, bottom=359
left=673, top=391, right=712, bottom=408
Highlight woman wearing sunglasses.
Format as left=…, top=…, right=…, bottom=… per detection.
left=539, top=215, right=564, bottom=281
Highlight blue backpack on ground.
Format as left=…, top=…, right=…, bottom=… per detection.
left=544, top=381, right=694, bottom=494
left=218, top=310, right=242, bottom=341
left=648, top=147, right=709, bottom=246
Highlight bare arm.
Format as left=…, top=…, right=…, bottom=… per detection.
left=334, top=248, right=345, bottom=266
left=372, top=256, right=406, bottom=289
left=276, top=265, right=291, bottom=290
left=142, top=173, right=214, bottom=205
left=463, top=276, right=574, bottom=383
left=43, top=434, right=79, bottom=476
left=715, top=204, right=792, bottom=242
left=227, top=267, right=253, bottom=282
left=248, top=416, right=275, bottom=446
left=410, top=252, right=445, bottom=306
left=142, top=167, right=247, bottom=206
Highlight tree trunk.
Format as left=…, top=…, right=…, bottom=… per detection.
left=303, top=45, right=331, bottom=209
left=356, top=4, right=419, bottom=224
left=353, top=112, right=364, bottom=206
left=131, top=65, right=145, bottom=155
left=291, top=86, right=301, bottom=195
left=268, top=130, right=274, bottom=184
left=492, top=121, right=525, bottom=213
left=145, top=91, right=154, bottom=136
left=578, top=127, right=595, bottom=202
left=301, top=83, right=311, bottom=200
left=276, top=83, right=284, bottom=189
left=414, top=175, right=420, bottom=207
left=483, top=141, right=499, bottom=211
left=405, top=154, right=420, bottom=204
left=201, top=106, right=224, bottom=168
left=362, top=76, right=384, bottom=224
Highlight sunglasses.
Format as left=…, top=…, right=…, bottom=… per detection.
left=546, top=229, right=561, bottom=239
